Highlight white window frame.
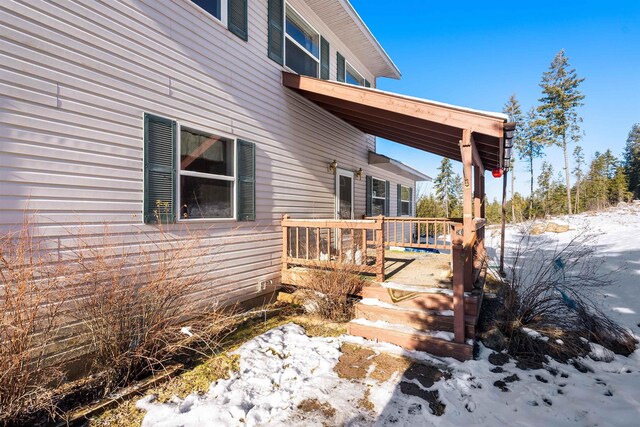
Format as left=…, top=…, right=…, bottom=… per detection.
left=400, top=185, right=411, bottom=216
left=371, top=177, right=386, bottom=216
left=284, top=2, right=321, bottom=78
left=176, top=122, right=238, bottom=222
left=344, top=60, right=365, bottom=87
left=189, top=0, right=228, bottom=27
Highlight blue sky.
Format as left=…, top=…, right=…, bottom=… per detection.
left=350, top=0, right=640, bottom=201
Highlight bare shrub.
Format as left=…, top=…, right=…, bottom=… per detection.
left=64, top=223, right=226, bottom=394
left=301, top=262, right=368, bottom=322
left=0, top=218, right=66, bottom=424
left=494, top=225, right=637, bottom=364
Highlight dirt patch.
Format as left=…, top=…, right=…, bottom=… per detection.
left=357, top=388, right=375, bottom=413
left=335, top=344, right=376, bottom=380
left=403, top=363, right=449, bottom=388
left=369, top=353, right=412, bottom=383
left=297, top=398, right=336, bottom=418
left=488, top=352, right=510, bottom=366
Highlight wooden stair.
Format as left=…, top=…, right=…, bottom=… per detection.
left=347, top=284, right=479, bottom=361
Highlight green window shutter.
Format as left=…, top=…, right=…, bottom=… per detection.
left=320, top=36, right=330, bottom=80
left=336, top=52, right=345, bottom=82
left=144, top=113, right=176, bottom=224
left=267, top=0, right=284, bottom=65
left=364, top=79, right=371, bottom=88
left=397, top=184, right=402, bottom=216
left=365, top=175, right=372, bottom=217
left=228, top=0, right=248, bottom=41
left=384, top=180, right=390, bottom=216
left=409, top=187, right=413, bottom=216
left=237, top=139, right=256, bottom=221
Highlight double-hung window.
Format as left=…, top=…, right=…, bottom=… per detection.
left=400, top=185, right=411, bottom=216
left=179, top=127, right=236, bottom=220
left=345, top=61, right=365, bottom=86
left=285, top=4, right=320, bottom=78
left=371, top=177, right=387, bottom=216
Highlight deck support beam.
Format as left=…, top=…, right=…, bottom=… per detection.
left=461, top=130, right=474, bottom=292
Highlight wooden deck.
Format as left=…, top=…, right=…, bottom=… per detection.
left=281, top=215, right=487, bottom=361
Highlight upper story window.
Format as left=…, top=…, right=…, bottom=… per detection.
left=285, top=4, right=320, bottom=78
left=191, top=0, right=227, bottom=24
left=345, top=62, right=365, bottom=86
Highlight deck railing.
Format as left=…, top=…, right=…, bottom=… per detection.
left=281, top=215, right=386, bottom=282
left=369, top=216, right=458, bottom=251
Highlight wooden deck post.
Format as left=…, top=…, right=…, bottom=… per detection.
left=461, top=129, right=474, bottom=292
left=375, top=215, right=385, bottom=282
left=452, top=224, right=465, bottom=344
left=282, top=214, right=290, bottom=274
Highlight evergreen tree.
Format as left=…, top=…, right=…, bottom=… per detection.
left=585, top=151, right=610, bottom=210
left=503, top=94, right=523, bottom=222
left=538, top=49, right=585, bottom=214
left=518, top=107, right=547, bottom=217
left=572, top=145, right=585, bottom=213
left=416, top=194, right=444, bottom=219
left=623, top=123, right=640, bottom=198
left=451, top=173, right=463, bottom=218
left=433, top=158, right=457, bottom=217
left=609, top=166, right=630, bottom=204
left=537, top=161, right=554, bottom=215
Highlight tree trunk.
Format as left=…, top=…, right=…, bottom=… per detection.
left=511, top=161, right=516, bottom=223
left=499, top=169, right=508, bottom=275
left=529, top=155, right=534, bottom=219
left=575, top=178, right=580, bottom=213
left=563, top=135, right=573, bottom=214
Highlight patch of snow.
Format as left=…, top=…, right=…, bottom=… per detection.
left=180, top=327, right=193, bottom=337
left=381, top=282, right=471, bottom=296
left=521, top=327, right=550, bottom=342
left=359, top=298, right=454, bottom=316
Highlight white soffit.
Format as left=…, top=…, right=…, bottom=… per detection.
left=303, top=0, right=401, bottom=79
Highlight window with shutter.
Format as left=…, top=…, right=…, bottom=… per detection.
left=370, top=177, right=387, bottom=216
left=191, top=0, right=226, bottom=23
left=399, top=185, right=411, bottom=216
left=284, top=4, right=320, bottom=77
left=237, top=140, right=256, bottom=221
left=365, top=175, right=372, bottom=217
left=144, top=114, right=176, bottom=224
left=384, top=180, right=390, bottom=216
left=228, top=0, right=248, bottom=40
left=268, top=0, right=284, bottom=64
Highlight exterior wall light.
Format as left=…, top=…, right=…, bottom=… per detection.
left=355, top=167, right=364, bottom=180
left=328, top=159, right=338, bottom=174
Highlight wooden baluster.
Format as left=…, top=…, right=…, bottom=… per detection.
left=375, top=216, right=385, bottom=282
left=316, top=227, right=321, bottom=260
left=337, top=228, right=342, bottom=262
left=282, top=214, right=289, bottom=271
left=295, top=227, right=299, bottom=259
left=351, top=228, right=355, bottom=263
left=361, top=228, right=367, bottom=265
left=306, top=227, right=310, bottom=260
left=328, top=228, right=331, bottom=260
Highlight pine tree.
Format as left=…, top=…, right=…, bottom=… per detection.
left=451, top=173, right=463, bottom=217
left=623, top=123, right=640, bottom=198
left=572, top=145, right=585, bottom=213
left=537, top=161, right=554, bottom=216
left=609, top=166, right=630, bottom=204
left=433, top=158, right=456, bottom=217
left=518, top=107, right=547, bottom=217
left=503, top=94, right=523, bottom=223
left=585, top=151, right=609, bottom=210
left=538, top=49, right=585, bottom=214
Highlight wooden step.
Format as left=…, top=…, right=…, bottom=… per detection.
left=355, top=301, right=475, bottom=338
left=360, top=285, right=479, bottom=317
left=347, top=320, right=473, bottom=361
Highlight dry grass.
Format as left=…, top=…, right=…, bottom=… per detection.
left=301, top=261, right=368, bottom=322
left=0, top=218, right=67, bottom=425
left=495, top=226, right=637, bottom=365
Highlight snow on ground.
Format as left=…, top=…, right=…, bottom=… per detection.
left=137, top=205, right=640, bottom=426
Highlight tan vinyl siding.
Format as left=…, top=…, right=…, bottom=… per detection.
left=0, top=0, right=414, bottom=364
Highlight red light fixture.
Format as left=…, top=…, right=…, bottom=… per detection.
left=492, top=168, right=503, bottom=178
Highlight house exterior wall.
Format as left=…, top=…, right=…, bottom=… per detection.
left=0, top=0, right=416, bottom=364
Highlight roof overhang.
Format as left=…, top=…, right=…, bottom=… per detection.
left=303, top=0, right=401, bottom=79
left=368, top=151, right=432, bottom=182
left=283, top=72, right=509, bottom=171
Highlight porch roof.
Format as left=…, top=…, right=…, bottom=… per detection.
left=282, top=72, right=509, bottom=171
left=368, top=151, right=432, bottom=182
